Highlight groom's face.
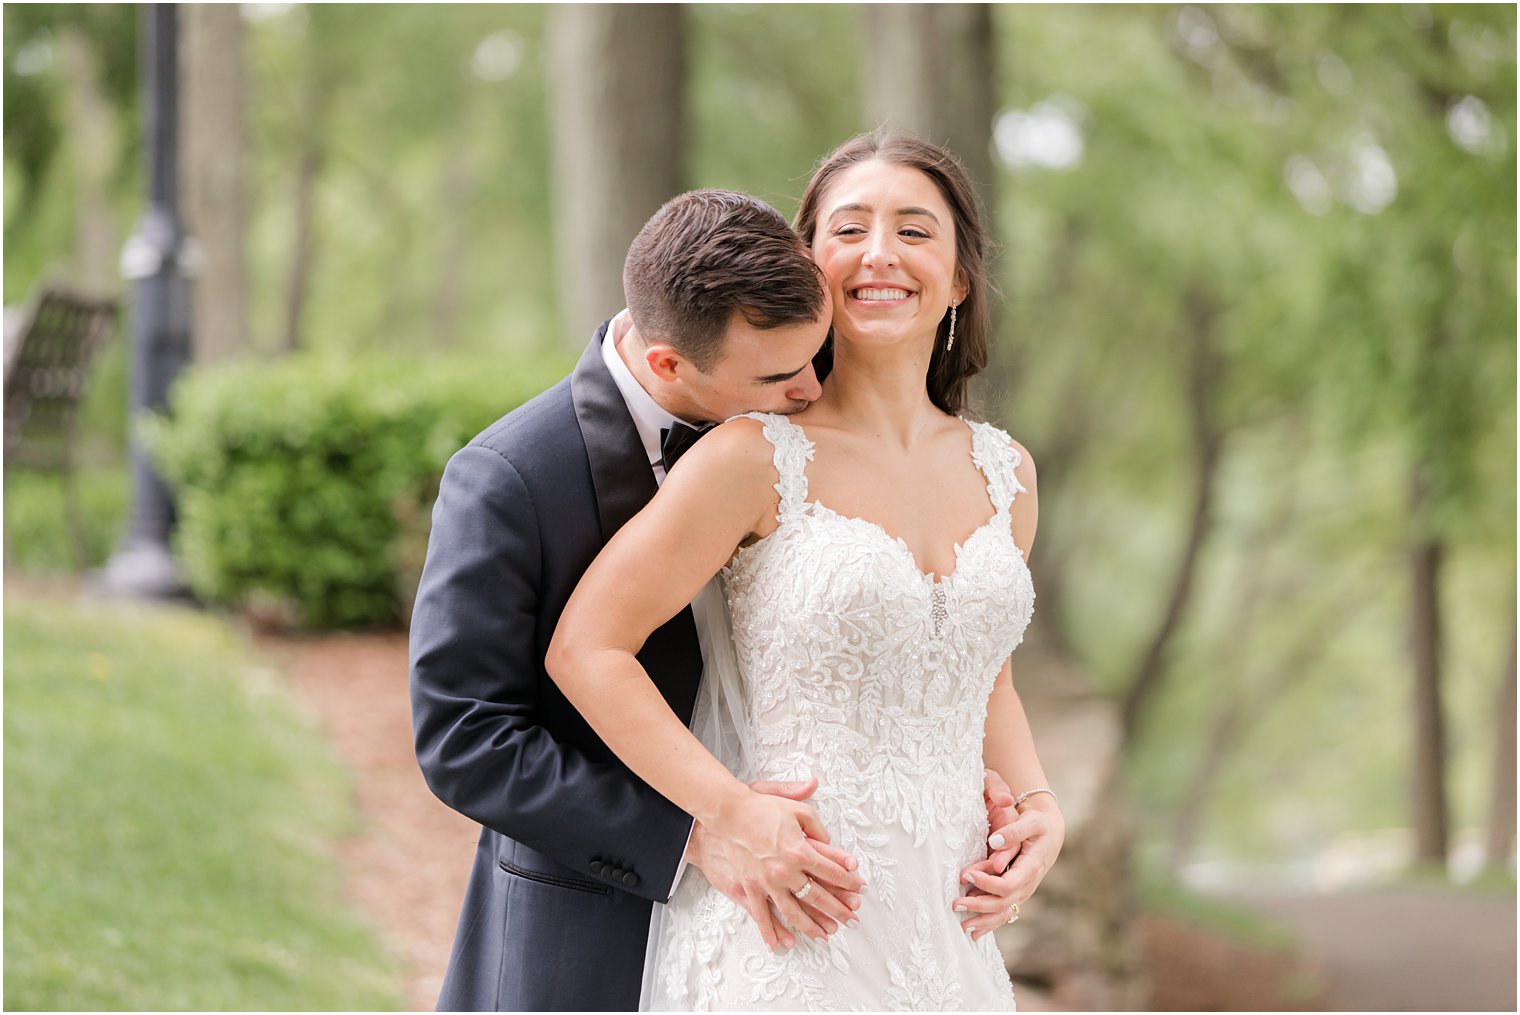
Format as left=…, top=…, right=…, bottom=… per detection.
left=677, top=306, right=831, bottom=422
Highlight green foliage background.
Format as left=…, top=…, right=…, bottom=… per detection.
left=4, top=4, right=1514, bottom=882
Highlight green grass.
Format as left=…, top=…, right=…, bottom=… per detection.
left=3, top=592, right=405, bottom=1010
left=1459, top=866, right=1519, bottom=896
left=4, top=464, right=130, bottom=573
left=1397, top=860, right=1518, bottom=897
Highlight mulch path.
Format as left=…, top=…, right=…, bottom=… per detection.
left=1228, top=886, right=1517, bottom=1011
left=1136, top=914, right=1330, bottom=1011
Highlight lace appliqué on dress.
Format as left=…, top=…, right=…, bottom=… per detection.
left=644, top=412, right=1034, bottom=1012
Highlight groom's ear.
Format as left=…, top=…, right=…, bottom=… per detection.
left=644, top=343, right=688, bottom=383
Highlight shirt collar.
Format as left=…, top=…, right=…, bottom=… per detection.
left=601, top=310, right=679, bottom=474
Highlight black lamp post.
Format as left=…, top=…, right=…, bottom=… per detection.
left=97, top=3, right=191, bottom=598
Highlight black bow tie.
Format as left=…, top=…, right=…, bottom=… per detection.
left=660, top=421, right=715, bottom=472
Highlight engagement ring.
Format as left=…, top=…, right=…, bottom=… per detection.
left=792, top=879, right=815, bottom=901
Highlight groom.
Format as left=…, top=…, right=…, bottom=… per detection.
left=410, top=190, right=863, bottom=1011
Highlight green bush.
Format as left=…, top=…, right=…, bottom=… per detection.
left=142, top=352, right=570, bottom=629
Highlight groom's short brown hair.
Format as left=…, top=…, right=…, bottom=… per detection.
left=623, top=190, right=827, bottom=372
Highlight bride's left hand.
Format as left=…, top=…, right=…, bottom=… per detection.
left=953, top=800, right=1065, bottom=941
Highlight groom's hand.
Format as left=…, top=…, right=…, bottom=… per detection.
left=685, top=777, right=865, bottom=952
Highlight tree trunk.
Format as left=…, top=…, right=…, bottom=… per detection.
left=547, top=4, right=685, bottom=350
left=863, top=4, right=1005, bottom=423
left=862, top=5, right=998, bottom=217
left=431, top=109, right=480, bottom=351
left=1484, top=599, right=1516, bottom=871
left=56, top=29, right=120, bottom=298
left=1408, top=465, right=1450, bottom=867
left=1121, top=285, right=1225, bottom=744
left=281, top=70, right=331, bottom=354
left=181, top=3, right=246, bottom=363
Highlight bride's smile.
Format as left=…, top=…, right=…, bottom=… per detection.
left=810, top=159, right=968, bottom=354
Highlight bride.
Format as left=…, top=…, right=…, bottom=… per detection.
left=547, top=134, right=1064, bottom=1011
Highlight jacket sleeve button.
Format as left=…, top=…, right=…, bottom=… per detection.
left=590, top=861, right=605, bottom=875
left=622, top=871, right=639, bottom=887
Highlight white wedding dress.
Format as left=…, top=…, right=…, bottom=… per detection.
left=642, top=412, right=1036, bottom=1012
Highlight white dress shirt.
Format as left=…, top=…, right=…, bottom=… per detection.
left=601, top=310, right=716, bottom=897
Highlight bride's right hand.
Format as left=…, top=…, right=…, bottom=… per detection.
left=688, top=777, right=866, bottom=951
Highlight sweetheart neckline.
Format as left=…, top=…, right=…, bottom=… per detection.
left=722, top=411, right=1030, bottom=588
left=725, top=499, right=1029, bottom=590
left=803, top=501, right=1020, bottom=587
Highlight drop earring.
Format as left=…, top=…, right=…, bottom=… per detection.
left=946, top=300, right=958, bottom=352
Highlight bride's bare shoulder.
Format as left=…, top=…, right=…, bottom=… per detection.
left=651, top=415, right=788, bottom=541
left=999, top=431, right=1038, bottom=554
left=663, top=414, right=779, bottom=489
left=1006, top=434, right=1037, bottom=497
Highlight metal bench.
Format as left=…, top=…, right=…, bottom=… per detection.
left=4, top=289, right=119, bottom=568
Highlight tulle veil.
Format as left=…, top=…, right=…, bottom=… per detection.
left=639, top=580, right=755, bottom=1010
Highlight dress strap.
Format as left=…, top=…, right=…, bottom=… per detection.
left=726, top=411, right=813, bottom=520
left=966, top=419, right=1027, bottom=516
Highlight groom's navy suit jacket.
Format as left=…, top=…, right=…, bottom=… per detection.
left=410, top=321, right=703, bottom=1011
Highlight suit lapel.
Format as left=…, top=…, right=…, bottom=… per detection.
left=569, top=319, right=703, bottom=724
left=570, top=320, right=659, bottom=544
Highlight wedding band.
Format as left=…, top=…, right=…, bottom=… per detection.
left=1007, top=902, right=1020, bottom=924
left=792, top=879, right=815, bottom=901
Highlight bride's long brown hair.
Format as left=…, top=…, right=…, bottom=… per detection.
left=795, top=133, right=994, bottom=417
